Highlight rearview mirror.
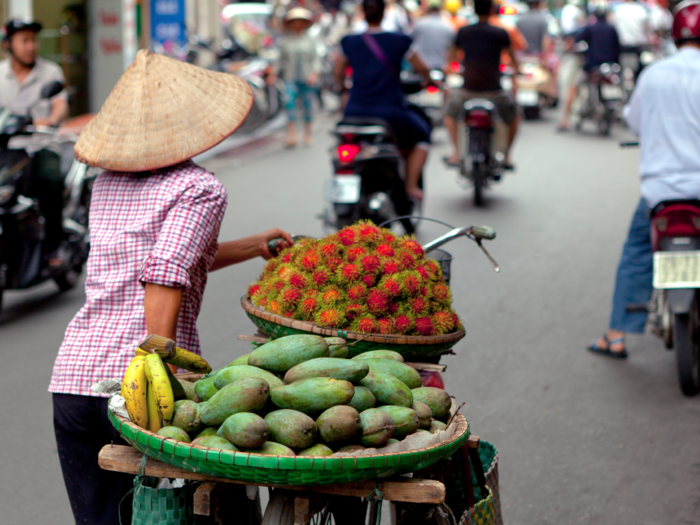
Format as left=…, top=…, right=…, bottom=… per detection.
left=41, top=81, right=64, bottom=100
left=472, top=225, right=496, bottom=241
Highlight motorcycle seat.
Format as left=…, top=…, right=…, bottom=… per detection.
left=335, top=118, right=397, bottom=145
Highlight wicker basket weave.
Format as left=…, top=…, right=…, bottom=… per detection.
left=241, top=297, right=466, bottom=358
left=108, top=409, right=469, bottom=486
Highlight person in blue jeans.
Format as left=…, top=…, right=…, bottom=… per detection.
left=589, top=4, right=700, bottom=358
left=333, top=0, right=432, bottom=201
left=277, top=8, right=319, bottom=147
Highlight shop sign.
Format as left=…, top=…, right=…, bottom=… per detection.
left=151, top=0, right=187, bottom=45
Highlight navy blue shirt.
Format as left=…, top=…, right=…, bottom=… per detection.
left=575, top=19, right=621, bottom=71
left=341, top=31, right=412, bottom=109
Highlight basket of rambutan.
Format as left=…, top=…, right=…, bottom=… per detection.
left=242, top=221, right=466, bottom=358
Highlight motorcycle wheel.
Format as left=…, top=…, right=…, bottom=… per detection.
left=598, top=113, right=612, bottom=136
left=473, top=163, right=485, bottom=207
left=673, top=311, right=700, bottom=396
left=54, top=265, right=82, bottom=292
left=523, top=106, right=540, bottom=120
left=0, top=288, right=3, bottom=312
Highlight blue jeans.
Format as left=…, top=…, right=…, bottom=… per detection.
left=285, top=81, right=314, bottom=123
left=609, top=198, right=654, bottom=333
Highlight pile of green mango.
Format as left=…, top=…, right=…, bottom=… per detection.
left=155, top=335, right=453, bottom=457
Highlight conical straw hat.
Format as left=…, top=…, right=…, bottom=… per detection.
left=74, top=50, right=253, bottom=172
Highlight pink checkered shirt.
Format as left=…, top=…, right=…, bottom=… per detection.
left=49, top=161, right=228, bottom=397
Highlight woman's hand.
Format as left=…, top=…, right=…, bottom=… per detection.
left=307, top=71, right=319, bottom=87
left=258, top=228, right=294, bottom=259
left=210, top=229, right=294, bottom=271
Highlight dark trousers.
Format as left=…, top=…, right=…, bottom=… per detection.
left=29, top=149, right=64, bottom=254
left=53, top=393, right=134, bottom=525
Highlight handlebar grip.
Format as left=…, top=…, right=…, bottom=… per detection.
left=267, top=238, right=285, bottom=255
left=620, top=142, right=639, bottom=148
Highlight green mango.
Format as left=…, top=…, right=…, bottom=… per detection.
left=178, top=379, right=196, bottom=401
left=191, top=435, right=238, bottom=451
left=284, top=358, right=369, bottom=385
left=316, top=405, right=361, bottom=445
left=156, top=426, right=191, bottom=443
left=215, top=365, right=285, bottom=391
left=352, top=350, right=404, bottom=362
left=335, top=444, right=365, bottom=454
left=377, top=406, right=419, bottom=440
left=194, top=376, right=218, bottom=402
left=264, top=409, right=317, bottom=450
left=218, top=412, right=269, bottom=449
left=298, top=443, right=334, bottom=457
left=347, top=386, right=376, bottom=413
left=193, top=427, right=220, bottom=440
left=228, top=353, right=251, bottom=367
left=358, top=370, right=413, bottom=408
left=171, top=400, right=202, bottom=435
left=429, top=420, right=447, bottom=433
left=270, top=377, right=355, bottom=416
left=411, top=387, right=452, bottom=419
left=386, top=438, right=399, bottom=445
left=359, top=408, right=394, bottom=448
left=245, top=441, right=296, bottom=457
left=248, top=335, right=330, bottom=373
left=363, top=359, right=422, bottom=389
left=412, top=401, right=433, bottom=430
left=324, top=337, right=349, bottom=358
left=200, top=378, right=270, bottom=426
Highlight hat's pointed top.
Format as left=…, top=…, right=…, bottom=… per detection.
left=75, top=50, right=253, bottom=172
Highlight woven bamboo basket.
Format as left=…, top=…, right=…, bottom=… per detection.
left=241, top=297, right=466, bottom=358
left=108, top=410, right=469, bottom=486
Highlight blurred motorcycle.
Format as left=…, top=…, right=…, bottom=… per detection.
left=515, top=57, right=552, bottom=120
left=571, top=63, right=623, bottom=136
left=403, top=70, right=446, bottom=127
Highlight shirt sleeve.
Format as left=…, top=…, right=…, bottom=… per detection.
left=139, top=181, right=227, bottom=289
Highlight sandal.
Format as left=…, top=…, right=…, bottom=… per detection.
left=587, top=335, right=628, bottom=359
left=442, top=156, right=462, bottom=168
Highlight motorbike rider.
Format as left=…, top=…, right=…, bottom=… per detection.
left=0, top=18, right=68, bottom=265
left=411, top=0, right=455, bottom=71
left=558, top=4, right=621, bottom=131
left=334, top=0, right=433, bottom=209
left=560, top=0, right=586, bottom=36
left=612, top=0, right=651, bottom=79
left=588, top=1, right=700, bottom=358
left=443, top=0, right=520, bottom=169
left=443, top=0, right=467, bottom=30
left=516, top=0, right=551, bottom=55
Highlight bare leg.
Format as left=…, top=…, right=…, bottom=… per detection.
left=505, top=114, right=520, bottom=165
left=559, top=85, right=577, bottom=129
left=595, top=329, right=626, bottom=353
left=406, top=147, right=427, bottom=200
left=443, top=115, right=460, bottom=164
left=286, top=122, right=296, bottom=147
left=303, top=122, right=313, bottom=147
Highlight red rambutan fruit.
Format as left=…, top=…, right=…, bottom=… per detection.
left=297, top=297, right=319, bottom=320
left=258, top=296, right=269, bottom=308
left=280, top=251, right=294, bottom=264
left=312, top=267, right=331, bottom=287
left=289, top=271, right=308, bottom=290
left=300, top=250, right=321, bottom=272
left=305, top=288, right=320, bottom=298
left=337, top=263, right=361, bottom=284
left=345, top=303, right=367, bottom=321
left=346, top=246, right=368, bottom=263
left=416, top=266, right=430, bottom=281
left=408, top=297, right=429, bottom=316
left=382, top=260, right=401, bottom=275
left=375, top=244, right=395, bottom=258
left=273, top=281, right=285, bottom=291
left=283, top=310, right=296, bottom=318
left=280, top=286, right=303, bottom=308
left=248, top=283, right=262, bottom=297
left=361, top=274, right=376, bottom=287
left=377, top=318, right=395, bottom=335
left=399, top=271, right=421, bottom=296
left=400, top=238, right=425, bottom=257
left=262, top=258, right=279, bottom=276
left=336, top=227, right=357, bottom=247
left=424, top=259, right=442, bottom=280
left=415, top=317, right=435, bottom=336
left=347, top=283, right=367, bottom=301
left=451, top=312, right=463, bottom=331
left=431, top=310, right=455, bottom=335
left=393, top=315, right=413, bottom=334
left=321, top=286, right=345, bottom=305
left=367, top=289, right=389, bottom=315
left=356, top=221, right=382, bottom=245
left=352, top=316, right=379, bottom=334
left=360, top=254, right=381, bottom=274
left=389, top=302, right=400, bottom=314
left=396, top=250, right=416, bottom=271
left=431, top=282, right=451, bottom=304
left=277, top=264, right=295, bottom=282
left=319, top=241, right=339, bottom=258
left=326, top=256, right=343, bottom=272
left=419, top=286, right=432, bottom=299
left=381, top=231, right=397, bottom=245
left=379, top=275, right=402, bottom=297
left=267, top=300, right=282, bottom=314
left=315, top=308, right=346, bottom=328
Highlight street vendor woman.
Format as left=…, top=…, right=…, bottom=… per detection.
left=48, top=50, right=293, bottom=525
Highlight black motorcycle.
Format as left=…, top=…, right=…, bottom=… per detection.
left=0, top=81, right=94, bottom=310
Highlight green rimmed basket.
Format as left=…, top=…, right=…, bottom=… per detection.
left=108, top=409, right=469, bottom=486
left=241, top=297, right=466, bottom=358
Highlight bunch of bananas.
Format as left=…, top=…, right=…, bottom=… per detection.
left=121, top=336, right=211, bottom=432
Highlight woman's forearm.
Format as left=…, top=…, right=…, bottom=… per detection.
left=210, top=228, right=294, bottom=271
left=144, top=283, right=183, bottom=341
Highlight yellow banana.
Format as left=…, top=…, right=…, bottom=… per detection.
left=166, top=346, right=212, bottom=374
left=145, top=353, right=175, bottom=421
left=135, top=347, right=151, bottom=357
left=121, top=356, right=148, bottom=428
left=146, top=383, right=162, bottom=433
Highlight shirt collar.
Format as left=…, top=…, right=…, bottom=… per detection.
left=679, top=46, right=700, bottom=56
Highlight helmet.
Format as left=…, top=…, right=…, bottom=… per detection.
left=444, top=0, right=462, bottom=15
left=592, top=1, right=608, bottom=17
left=2, top=18, right=42, bottom=41
left=672, top=0, right=700, bottom=43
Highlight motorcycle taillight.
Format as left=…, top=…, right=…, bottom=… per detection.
left=651, top=204, right=700, bottom=251
left=465, top=110, right=492, bottom=128
left=337, top=144, right=361, bottom=164
left=427, top=85, right=440, bottom=94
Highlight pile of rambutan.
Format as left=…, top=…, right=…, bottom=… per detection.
left=247, top=221, right=463, bottom=337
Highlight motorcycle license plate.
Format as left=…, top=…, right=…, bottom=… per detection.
left=516, top=89, right=538, bottom=107
left=324, top=176, right=361, bottom=204
left=601, top=84, right=623, bottom=100
left=653, top=251, right=700, bottom=289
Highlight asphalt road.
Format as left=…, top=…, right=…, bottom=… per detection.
left=2, top=106, right=699, bottom=525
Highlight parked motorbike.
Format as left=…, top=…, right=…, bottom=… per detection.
left=571, top=63, right=623, bottom=136
left=0, top=81, right=94, bottom=311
